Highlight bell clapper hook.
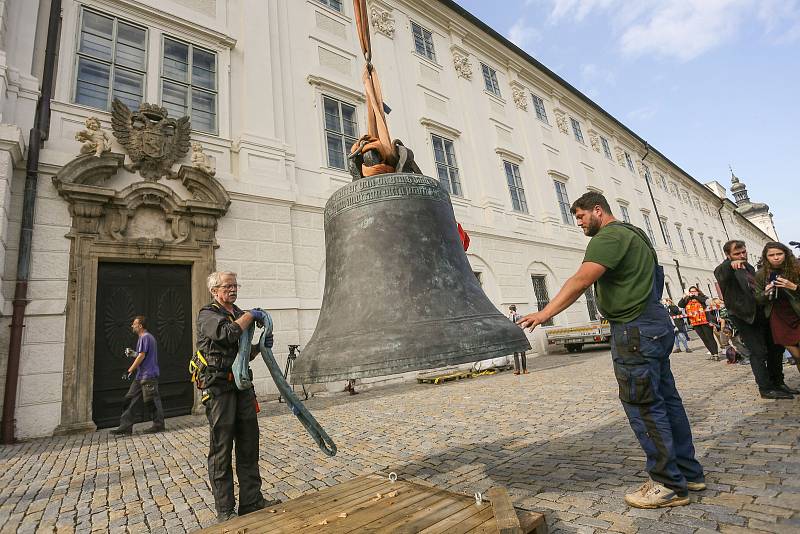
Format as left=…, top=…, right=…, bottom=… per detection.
left=388, top=472, right=397, bottom=483
left=474, top=492, right=483, bottom=506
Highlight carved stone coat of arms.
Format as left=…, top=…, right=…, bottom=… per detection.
left=111, top=99, right=192, bottom=180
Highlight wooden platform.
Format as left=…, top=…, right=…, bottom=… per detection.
left=416, top=366, right=512, bottom=385
left=196, top=473, right=547, bottom=534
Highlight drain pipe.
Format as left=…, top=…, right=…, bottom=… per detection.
left=717, top=199, right=730, bottom=240
left=2, top=0, right=62, bottom=444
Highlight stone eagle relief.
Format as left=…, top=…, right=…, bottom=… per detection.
left=111, top=98, right=192, bottom=180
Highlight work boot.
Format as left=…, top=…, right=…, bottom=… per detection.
left=110, top=427, right=132, bottom=435
left=142, top=425, right=165, bottom=434
left=673, top=349, right=682, bottom=353
left=778, top=383, right=800, bottom=395
left=216, top=510, right=237, bottom=523
left=624, top=480, right=689, bottom=509
left=760, top=389, right=793, bottom=399
left=522, top=369, right=529, bottom=374
left=685, top=348, right=693, bottom=353
left=238, top=497, right=282, bottom=516
left=686, top=480, right=707, bottom=491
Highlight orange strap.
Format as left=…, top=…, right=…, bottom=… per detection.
left=352, top=0, right=395, bottom=174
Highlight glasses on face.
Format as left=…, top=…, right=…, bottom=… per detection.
left=216, top=283, right=241, bottom=291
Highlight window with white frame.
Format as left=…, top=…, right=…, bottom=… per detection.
left=675, top=224, right=687, bottom=253
left=708, top=236, right=717, bottom=260
left=600, top=136, right=613, bottom=159
left=431, top=134, right=461, bottom=196
left=570, top=118, right=585, bottom=144
left=411, top=22, right=436, bottom=61
left=699, top=232, right=709, bottom=258
left=619, top=203, right=631, bottom=223
left=643, top=166, right=653, bottom=185
left=532, top=94, right=548, bottom=123
left=322, top=95, right=358, bottom=170
left=681, top=190, right=690, bottom=204
left=161, top=36, right=218, bottom=133
left=316, top=0, right=342, bottom=12
left=75, top=9, right=147, bottom=111
left=657, top=173, right=668, bottom=191
left=553, top=180, right=572, bottom=224
left=503, top=161, right=528, bottom=213
left=688, top=228, right=699, bottom=255
left=660, top=218, right=673, bottom=249
left=642, top=213, right=657, bottom=244
left=481, top=63, right=501, bottom=96
left=624, top=151, right=635, bottom=172
left=531, top=275, right=554, bottom=326
left=670, top=182, right=680, bottom=197
left=717, top=240, right=723, bottom=257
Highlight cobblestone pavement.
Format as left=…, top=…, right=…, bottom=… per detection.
left=2, top=341, right=799, bottom=533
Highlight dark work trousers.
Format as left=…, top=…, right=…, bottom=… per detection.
left=513, top=352, right=527, bottom=372
left=692, top=324, right=718, bottom=354
left=119, top=379, right=164, bottom=430
left=730, top=314, right=785, bottom=392
left=611, top=300, right=704, bottom=495
left=206, top=385, right=263, bottom=514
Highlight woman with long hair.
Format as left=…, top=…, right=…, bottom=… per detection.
left=678, top=286, right=719, bottom=356
left=756, top=242, right=800, bottom=374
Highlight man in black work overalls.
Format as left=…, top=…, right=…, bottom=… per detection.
left=196, top=270, right=275, bottom=522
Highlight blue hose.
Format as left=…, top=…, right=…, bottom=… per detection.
left=232, top=311, right=337, bottom=457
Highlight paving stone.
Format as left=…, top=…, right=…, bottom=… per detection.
left=0, top=346, right=797, bottom=533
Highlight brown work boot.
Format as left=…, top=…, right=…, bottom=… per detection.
left=624, top=480, right=689, bottom=509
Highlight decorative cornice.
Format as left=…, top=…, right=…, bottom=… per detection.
left=369, top=3, right=395, bottom=38
left=495, top=147, right=524, bottom=162
left=419, top=117, right=462, bottom=138
left=307, top=75, right=366, bottom=102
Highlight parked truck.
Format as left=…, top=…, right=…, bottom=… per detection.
left=543, top=320, right=611, bottom=353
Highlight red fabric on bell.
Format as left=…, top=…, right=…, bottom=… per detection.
left=457, top=223, right=470, bottom=251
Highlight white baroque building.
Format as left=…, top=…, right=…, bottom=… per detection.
left=0, top=0, right=776, bottom=439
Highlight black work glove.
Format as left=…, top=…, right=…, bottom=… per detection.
left=121, top=372, right=132, bottom=381
left=264, top=333, right=274, bottom=349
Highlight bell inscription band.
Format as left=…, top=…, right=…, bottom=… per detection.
left=291, top=173, right=531, bottom=384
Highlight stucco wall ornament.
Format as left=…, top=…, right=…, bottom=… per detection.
left=615, top=147, right=626, bottom=167
left=370, top=4, right=394, bottom=38
left=191, top=142, right=216, bottom=176
left=452, top=51, right=472, bottom=80
left=75, top=117, right=111, bottom=157
left=554, top=109, right=568, bottom=134
left=512, top=87, right=528, bottom=111
left=111, top=99, right=191, bottom=181
left=588, top=131, right=600, bottom=152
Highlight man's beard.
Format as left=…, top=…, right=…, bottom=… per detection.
left=584, top=215, right=601, bottom=236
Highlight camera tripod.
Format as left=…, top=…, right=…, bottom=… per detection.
left=278, top=344, right=308, bottom=403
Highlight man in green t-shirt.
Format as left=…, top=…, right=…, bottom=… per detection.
left=518, top=192, right=704, bottom=509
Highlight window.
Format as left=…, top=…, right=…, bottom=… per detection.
left=161, top=37, right=218, bottom=133
left=411, top=22, right=436, bottom=61
left=553, top=180, right=571, bottom=224
left=670, top=183, right=680, bottom=197
left=688, top=229, right=699, bottom=255
left=481, top=63, right=501, bottom=96
left=624, top=151, right=634, bottom=172
left=642, top=213, right=656, bottom=245
left=699, top=233, right=709, bottom=258
left=619, top=204, right=631, bottom=223
left=316, top=0, right=342, bottom=12
left=585, top=287, right=599, bottom=321
left=681, top=190, right=690, bottom=204
left=600, top=136, right=612, bottom=159
left=657, top=173, right=668, bottom=191
left=660, top=218, right=673, bottom=250
left=531, top=275, right=554, bottom=326
left=570, top=118, right=585, bottom=144
left=709, top=236, right=717, bottom=260
left=75, top=9, right=147, bottom=111
left=323, top=96, right=358, bottom=170
left=431, top=134, right=461, bottom=196
left=532, top=94, right=548, bottom=123
left=675, top=224, right=687, bottom=253
left=643, top=166, right=653, bottom=185
left=503, top=161, right=528, bottom=213
left=717, top=240, right=723, bottom=257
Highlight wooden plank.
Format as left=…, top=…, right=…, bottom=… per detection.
left=436, top=505, right=497, bottom=534
left=517, top=510, right=547, bottom=534
left=417, top=500, right=489, bottom=534
left=262, top=478, right=397, bottom=533
left=486, top=487, right=522, bottom=534
left=376, top=495, right=476, bottom=534
left=467, top=517, right=501, bottom=534
left=327, top=486, right=450, bottom=533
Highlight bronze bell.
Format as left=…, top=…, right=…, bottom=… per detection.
left=291, top=173, right=531, bottom=384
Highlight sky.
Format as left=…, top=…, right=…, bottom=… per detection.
left=453, top=0, right=800, bottom=243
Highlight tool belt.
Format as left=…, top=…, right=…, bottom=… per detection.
left=190, top=351, right=254, bottom=404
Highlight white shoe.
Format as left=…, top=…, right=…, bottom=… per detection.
left=705, top=351, right=712, bottom=355
left=624, top=480, right=690, bottom=509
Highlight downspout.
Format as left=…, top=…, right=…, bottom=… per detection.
left=2, top=0, right=62, bottom=444
left=717, top=199, right=730, bottom=240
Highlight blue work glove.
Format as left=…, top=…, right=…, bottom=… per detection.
left=264, top=333, right=274, bottom=349
left=249, top=308, right=266, bottom=325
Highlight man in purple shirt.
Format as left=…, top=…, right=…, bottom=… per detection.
left=111, top=315, right=165, bottom=434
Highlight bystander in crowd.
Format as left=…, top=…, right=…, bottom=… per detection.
left=679, top=287, right=719, bottom=356
left=756, top=242, right=800, bottom=376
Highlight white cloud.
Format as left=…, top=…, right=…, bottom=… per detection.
left=539, top=0, right=799, bottom=61
left=627, top=105, right=658, bottom=121
left=507, top=19, right=541, bottom=50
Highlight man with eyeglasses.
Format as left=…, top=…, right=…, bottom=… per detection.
left=197, top=271, right=277, bottom=523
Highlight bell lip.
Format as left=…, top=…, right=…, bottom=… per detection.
left=289, top=339, right=532, bottom=384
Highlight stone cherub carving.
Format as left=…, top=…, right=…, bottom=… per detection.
left=191, top=142, right=216, bottom=176
left=75, top=116, right=111, bottom=157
